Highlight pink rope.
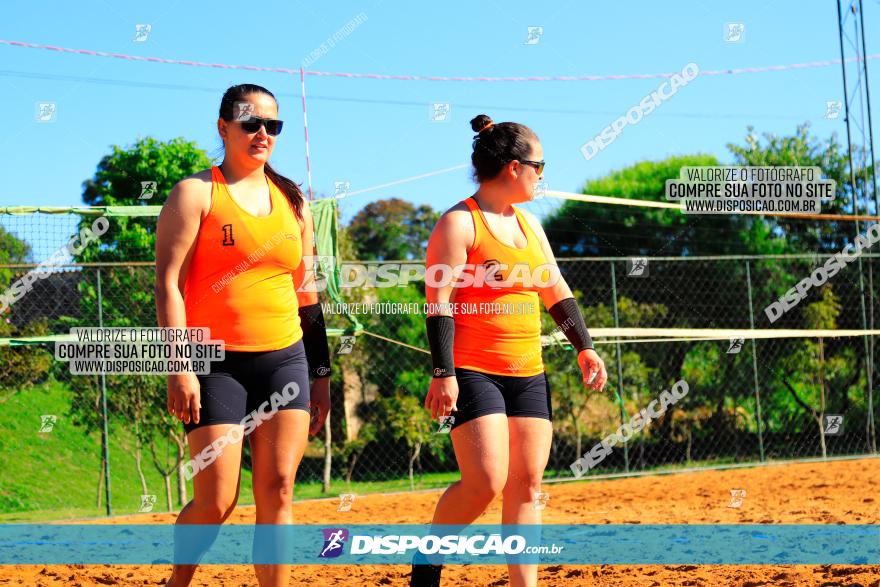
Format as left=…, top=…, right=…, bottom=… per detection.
left=2, top=39, right=878, bottom=82
left=300, top=67, right=313, bottom=201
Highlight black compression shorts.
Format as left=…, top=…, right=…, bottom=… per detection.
left=449, top=367, right=552, bottom=430
left=183, top=340, right=311, bottom=434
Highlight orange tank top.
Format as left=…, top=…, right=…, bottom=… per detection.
left=183, top=166, right=304, bottom=351
left=451, top=196, right=549, bottom=377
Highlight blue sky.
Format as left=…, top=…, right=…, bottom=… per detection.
left=0, top=0, right=877, bottom=228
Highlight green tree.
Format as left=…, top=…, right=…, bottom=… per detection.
left=543, top=154, right=758, bottom=256
left=546, top=125, right=860, bottom=258
left=376, top=392, right=448, bottom=490
left=66, top=137, right=212, bottom=510
left=547, top=291, right=664, bottom=468
left=0, top=225, right=32, bottom=282
left=727, top=124, right=861, bottom=254
left=0, top=227, right=52, bottom=396
left=347, top=198, right=439, bottom=260
left=778, top=286, right=853, bottom=457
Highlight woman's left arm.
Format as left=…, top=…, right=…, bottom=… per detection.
left=293, top=201, right=332, bottom=434
left=523, top=210, right=608, bottom=391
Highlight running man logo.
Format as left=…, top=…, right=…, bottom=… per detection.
left=437, top=415, right=455, bottom=434
left=532, top=491, right=550, bottom=511
left=627, top=258, right=648, bottom=277
left=483, top=259, right=505, bottom=282
left=727, top=338, right=745, bottom=354
left=297, top=255, right=335, bottom=293
left=337, top=335, right=356, bottom=355
left=534, top=181, right=549, bottom=200
left=337, top=494, right=356, bottom=512
left=727, top=489, right=747, bottom=508
left=824, top=414, right=844, bottom=436
left=234, top=102, right=255, bottom=121
left=430, top=103, right=451, bottom=122
left=139, top=181, right=157, bottom=200
left=724, top=22, right=745, bottom=43
left=133, top=24, right=151, bottom=42
left=138, top=494, right=157, bottom=513
left=524, top=26, right=544, bottom=45
left=334, top=181, right=351, bottom=197
left=825, top=100, right=842, bottom=120
left=36, top=102, right=56, bottom=122
left=39, top=415, right=57, bottom=433
left=318, top=528, right=349, bottom=558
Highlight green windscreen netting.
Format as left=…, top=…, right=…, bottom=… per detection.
left=0, top=197, right=361, bottom=345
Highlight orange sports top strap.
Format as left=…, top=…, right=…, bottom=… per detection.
left=463, top=196, right=486, bottom=251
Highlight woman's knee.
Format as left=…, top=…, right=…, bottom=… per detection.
left=461, top=471, right=507, bottom=505
left=503, top=474, right=544, bottom=502
left=192, top=493, right=239, bottom=521
left=253, top=473, right=295, bottom=507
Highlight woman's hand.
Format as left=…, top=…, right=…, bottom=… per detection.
left=578, top=349, right=608, bottom=391
left=309, top=377, right=331, bottom=435
left=168, top=372, right=201, bottom=425
left=425, top=377, right=459, bottom=421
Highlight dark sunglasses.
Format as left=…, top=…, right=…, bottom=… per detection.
left=518, top=159, right=545, bottom=175
left=236, top=116, right=284, bottom=136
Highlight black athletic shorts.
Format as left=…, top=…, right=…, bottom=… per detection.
left=449, top=367, right=552, bottom=430
left=183, top=340, right=311, bottom=434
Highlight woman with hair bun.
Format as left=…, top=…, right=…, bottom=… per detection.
left=412, top=114, right=607, bottom=587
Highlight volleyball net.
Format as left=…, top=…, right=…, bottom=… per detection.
left=0, top=203, right=878, bottom=519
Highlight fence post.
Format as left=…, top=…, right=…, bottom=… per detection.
left=610, top=261, right=629, bottom=473
left=97, top=269, right=112, bottom=516
left=867, top=255, right=878, bottom=455
left=745, top=261, right=766, bottom=463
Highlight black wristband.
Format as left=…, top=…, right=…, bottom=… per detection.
left=548, top=297, right=594, bottom=352
left=426, top=315, right=455, bottom=378
left=299, top=303, right=331, bottom=378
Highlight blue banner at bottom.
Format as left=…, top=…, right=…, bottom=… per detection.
left=0, top=524, right=877, bottom=565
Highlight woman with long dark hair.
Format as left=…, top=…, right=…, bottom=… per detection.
left=155, top=83, right=331, bottom=586
left=413, top=114, right=608, bottom=587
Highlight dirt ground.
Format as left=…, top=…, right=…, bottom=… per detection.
left=2, top=458, right=878, bottom=586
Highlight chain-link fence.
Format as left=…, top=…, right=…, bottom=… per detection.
left=334, top=255, right=878, bottom=478
left=1, top=212, right=879, bottom=519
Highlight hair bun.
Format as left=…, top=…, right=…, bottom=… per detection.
left=470, top=114, right=494, bottom=134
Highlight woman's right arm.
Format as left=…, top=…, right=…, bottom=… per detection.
left=423, top=205, right=472, bottom=420
left=155, top=177, right=209, bottom=425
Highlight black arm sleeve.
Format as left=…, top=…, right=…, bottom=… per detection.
left=299, top=303, right=331, bottom=378
left=426, top=315, right=455, bottom=378
left=547, top=297, right=594, bottom=352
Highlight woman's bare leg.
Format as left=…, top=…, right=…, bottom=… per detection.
left=249, top=409, right=310, bottom=587
left=166, top=424, right=244, bottom=587
left=502, top=417, right=553, bottom=587
left=430, top=414, right=510, bottom=526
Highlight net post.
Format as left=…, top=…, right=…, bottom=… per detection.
left=745, top=260, right=766, bottom=463
left=97, top=268, right=112, bottom=516
left=610, top=261, right=629, bottom=473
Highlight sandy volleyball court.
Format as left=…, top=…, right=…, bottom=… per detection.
left=2, top=458, right=878, bottom=586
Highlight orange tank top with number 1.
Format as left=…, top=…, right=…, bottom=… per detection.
left=451, top=196, right=549, bottom=377
left=183, top=166, right=304, bottom=351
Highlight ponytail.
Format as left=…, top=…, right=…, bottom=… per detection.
left=264, top=162, right=306, bottom=220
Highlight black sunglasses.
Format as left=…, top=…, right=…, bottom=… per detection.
left=518, top=159, right=545, bottom=175
left=236, top=116, right=284, bottom=136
